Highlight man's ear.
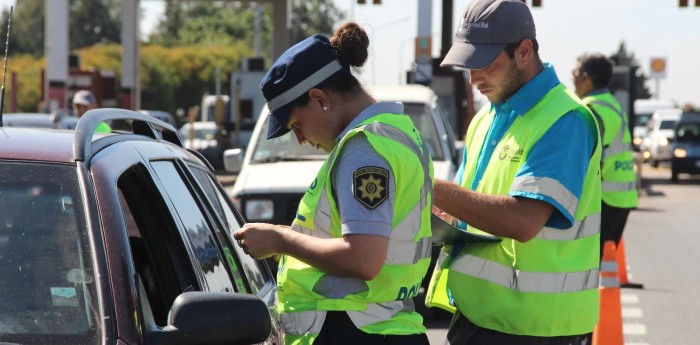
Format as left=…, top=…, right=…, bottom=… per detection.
left=516, top=39, right=534, bottom=65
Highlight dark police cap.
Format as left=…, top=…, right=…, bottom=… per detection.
left=260, top=34, right=343, bottom=139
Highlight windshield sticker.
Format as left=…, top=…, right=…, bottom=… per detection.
left=51, top=287, right=79, bottom=307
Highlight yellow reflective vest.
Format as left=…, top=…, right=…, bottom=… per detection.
left=278, top=113, right=434, bottom=345
left=426, top=84, right=602, bottom=336
left=584, top=92, right=638, bottom=208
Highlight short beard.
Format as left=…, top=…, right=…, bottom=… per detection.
left=491, top=59, right=527, bottom=103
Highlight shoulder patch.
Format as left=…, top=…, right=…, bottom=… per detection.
left=353, top=166, right=389, bottom=210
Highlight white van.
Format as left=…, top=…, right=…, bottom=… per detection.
left=633, top=99, right=676, bottom=150
left=640, top=108, right=682, bottom=167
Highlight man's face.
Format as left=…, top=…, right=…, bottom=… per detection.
left=73, top=103, right=90, bottom=117
left=571, top=62, right=589, bottom=98
left=469, top=51, right=526, bottom=103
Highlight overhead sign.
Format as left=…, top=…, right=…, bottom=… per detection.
left=649, top=57, right=667, bottom=79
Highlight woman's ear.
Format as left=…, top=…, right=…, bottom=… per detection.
left=308, top=88, right=329, bottom=111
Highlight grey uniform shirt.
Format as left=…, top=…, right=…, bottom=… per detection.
left=331, top=102, right=404, bottom=239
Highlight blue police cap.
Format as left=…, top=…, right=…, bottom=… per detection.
left=261, top=34, right=344, bottom=139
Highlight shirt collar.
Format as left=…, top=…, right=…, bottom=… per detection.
left=336, top=102, right=404, bottom=142
left=492, top=62, right=561, bottom=117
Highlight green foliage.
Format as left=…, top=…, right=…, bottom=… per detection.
left=291, top=0, right=344, bottom=44
left=5, top=43, right=252, bottom=114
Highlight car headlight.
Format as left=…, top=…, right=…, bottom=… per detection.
left=633, top=137, right=642, bottom=146
left=674, top=148, right=687, bottom=158
left=245, top=199, right=274, bottom=220
left=658, top=137, right=669, bottom=146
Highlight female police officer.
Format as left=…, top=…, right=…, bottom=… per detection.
left=233, top=22, right=433, bottom=345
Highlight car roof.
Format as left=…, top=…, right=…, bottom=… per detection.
left=367, top=84, right=437, bottom=105
left=0, top=127, right=77, bottom=162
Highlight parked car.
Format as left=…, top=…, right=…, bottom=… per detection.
left=223, top=84, right=461, bottom=319
left=671, top=112, right=700, bottom=182
left=640, top=108, right=681, bottom=167
left=0, top=109, right=280, bottom=344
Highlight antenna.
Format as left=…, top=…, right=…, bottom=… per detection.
left=0, top=6, right=12, bottom=127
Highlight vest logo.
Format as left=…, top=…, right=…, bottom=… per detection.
left=395, top=282, right=421, bottom=301
left=498, top=145, right=524, bottom=163
left=614, top=160, right=634, bottom=171
left=353, top=166, right=389, bottom=210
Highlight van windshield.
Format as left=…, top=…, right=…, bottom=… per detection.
left=676, top=123, right=700, bottom=142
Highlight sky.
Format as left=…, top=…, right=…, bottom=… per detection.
left=1, top=0, right=698, bottom=108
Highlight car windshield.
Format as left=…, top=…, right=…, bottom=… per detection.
left=252, top=103, right=445, bottom=163
left=660, top=120, right=677, bottom=130
left=676, top=123, right=700, bottom=142
left=635, top=113, right=652, bottom=127
left=179, top=127, right=218, bottom=140
left=0, top=162, right=99, bottom=344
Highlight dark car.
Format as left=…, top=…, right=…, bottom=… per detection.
left=0, top=109, right=281, bottom=344
left=671, top=112, right=700, bottom=182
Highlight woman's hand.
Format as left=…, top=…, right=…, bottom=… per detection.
left=233, top=223, right=284, bottom=260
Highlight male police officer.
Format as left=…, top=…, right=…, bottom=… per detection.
left=427, top=0, right=601, bottom=343
left=573, top=52, right=639, bottom=258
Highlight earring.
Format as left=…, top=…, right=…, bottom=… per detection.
left=323, top=106, right=328, bottom=112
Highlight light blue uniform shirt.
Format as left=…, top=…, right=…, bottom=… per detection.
left=331, top=102, right=406, bottom=238
left=455, top=63, right=597, bottom=229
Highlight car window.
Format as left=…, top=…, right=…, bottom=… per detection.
left=117, top=164, right=199, bottom=326
left=188, top=165, right=273, bottom=293
left=404, top=102, right=445, bottom=160
left=0, top=162, right=99, bottom=344
left=150, top=161, right=236, bottom=295
left=660, top=120, right=677, bottom=130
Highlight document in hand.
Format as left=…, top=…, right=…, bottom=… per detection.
left=431, top=214, right=501, bottom=245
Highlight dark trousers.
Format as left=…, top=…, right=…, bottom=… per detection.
left=313, top=311, right=429, bottom=345
left=600, top=201, right=632, bottom=258
left=446, top=310, right=591, bottom=345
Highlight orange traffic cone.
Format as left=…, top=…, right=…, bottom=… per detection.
left=593, top=240, right=624, bottom=345
left=617, top=236, right=644, bottom=289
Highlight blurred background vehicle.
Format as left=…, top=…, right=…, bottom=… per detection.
left=138, top=109, right=177, bottom=127
left=671, top=111, right=700, bottom=182
left=640, top=108, right=681, bottom=167
left=179, top=121, right=224, bottom=169
left=632, top=99, right=676, bottom=151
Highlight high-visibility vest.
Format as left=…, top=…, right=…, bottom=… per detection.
left=426, top=84, right=602, bottom=336
left=278, top=113, right=434, bottom=345
left=584, top=92, right=638, bottom=208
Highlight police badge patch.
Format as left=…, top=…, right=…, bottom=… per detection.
left=353, top=166, right=389, bottom=210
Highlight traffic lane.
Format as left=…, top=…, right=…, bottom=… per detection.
left=623, top=163, right=700, bottom=345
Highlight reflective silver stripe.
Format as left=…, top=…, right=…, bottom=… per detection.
left=313, top=275, right=369, bottom=297
left=267, top=60, right=342, bottom=112
left=600, top=261, right=618, bottom=273
left=600, top=277, right=619, bottom=288
left=280, top=310, right=327, bottom=335
left=536, top=213, right=600, bottom=241
left=386, top=237, right=432, bottom=265
left=511, top=176, right=578, bottom=216
left=604, top=141, right=632, bottom=158
left=347, top=300, right=409, bottom=328
left=451, top=254, right=599, bottom=293
left=602, top=181, right=637, bottom=193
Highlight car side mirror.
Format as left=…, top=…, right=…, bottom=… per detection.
left=147, top=291, right=272, bottom=345
left=223, top=148, right=244, bottom=174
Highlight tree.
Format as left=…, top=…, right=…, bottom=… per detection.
left=291, top=0, right=344, bottom=44
left=610, top=42, right=652, bottom=101
left=0, top=0, right=121, bottom=56
left=69, top=0, right=121, bottom=50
